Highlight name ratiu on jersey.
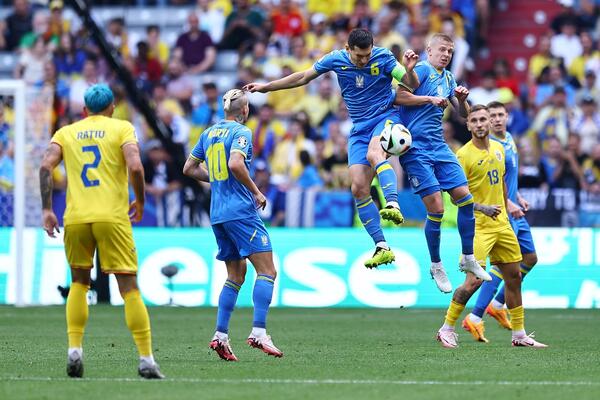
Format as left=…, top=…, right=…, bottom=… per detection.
left=208, top=128, right=230, bottom=139
left=77, top=130, right=105, bottom=140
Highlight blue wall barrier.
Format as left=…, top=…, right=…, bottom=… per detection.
left=1, top=227, right=600, bottom=308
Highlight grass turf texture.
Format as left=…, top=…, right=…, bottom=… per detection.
left=1, top=306, right=599, bottom=400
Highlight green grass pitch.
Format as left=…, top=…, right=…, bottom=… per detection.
left=1, top=306, right=599, bottom=400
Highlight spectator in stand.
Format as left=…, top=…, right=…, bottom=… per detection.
left=468, top=70, right=500, bottom=105
left=528, top=35, right=554, bottom=85
left=493, top=58, right=520, bottom=96
left=54, top=33, right=87, bottom=79
left=441, top=16, right=470, bottom=82
left=48, top=0, right=69, bottom=42
left=583, top=143, right=600, bottom=193
left=541, top=136, right=585, bottom=189
left=571, top=95, right=600, bottom=152
left=267, top=65, right=306, bottom=118
left=174, top=13, right=216, bottom=74
left=376, top=0, right=412, bottom=39
left=19, top=9, right=51, bottom=50
left=322, top=123, right=350, bottom=189
left=14, top=35, right=51, bottom=85
left=246, top=103, right=284, bottom=160
left=375, top=13, right=407, bottom=52
left=196, top=0, right=226, bottom=44
left=304, top=13, right=335, bottom=58
left=157, top=102, right=190, bottom=151
left=253, top=159, right=286, bottom=226
left=297, top=150, right=323, bottom=189
left=530, top=86, right=572, bottom=146
left=164, top=57, right=194, bottom=112
left=191, top=82, right=224, bottom=132
left=280, top=35, right=313, bottom=73
left=566, top=132, right=588, bottom=166
left=408, top=30, right=427, bottom=61
left=569, top=31, right=599, bottom=85
left=518, top=137, right=548, bottom=189
left=133, top=41, right=163, bottom=93
left=271, top=0, right=306, bottom=43
left=105, top=17, right=130, bottom=58
left=270, top=117, right=315, bottom=183
left=551, top=0, right=585, bottom=34
left=442, top=120, right=462, bottom=153
left=575, top=70, right=600, bottom=104
left=146, top=25, right=170, bottom=68
left=0, top=0, right=33, bottom=51
left=499, top=88, right=530, bottom=137
left=69, top=58, right=100, bottom=117
left=296, top=77, right=340, bottom=129
left=219, top=0, right=265, bottom=51
left=550, top=19, right=582, bottom=68
left=334, top=0, right=373, bottom=32
left=325, top=100, right=353, bottom=137
left=428, top=0, right=465, bottom=38
left=35, top=60, right=69, bottom=130
left=534, top=65, right=576, bottom=108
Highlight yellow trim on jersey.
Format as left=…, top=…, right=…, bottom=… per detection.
left=357, top=199, right=373, bottom=209
left=230, top=149, right=247, bottom=158
left=249, top=229, right=258, bottom=242
left=376, top=163, right=393, bottom=174
left=189, top=154, right=203, bottom=162
left=427, top=215, right=443, bottom=223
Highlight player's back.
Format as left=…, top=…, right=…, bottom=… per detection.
left=51, top=115, right=137, bottom=225
left=399, top=61, right=456, bottom=150
left=197, top=120, right=256, bottom=225
left=491, top=132, right=519, bottom=204
left=456, top=140, right=509, bottom=232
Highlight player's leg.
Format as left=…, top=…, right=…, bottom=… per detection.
left=469, top=265, right=510, bottom=329
left=94, top=222, right=164, bottom=378
left=349, top=162, right=394, bottom=268
left=367, top=116, right=403, bottom=224
left=63, top=223, right=96, bottom=378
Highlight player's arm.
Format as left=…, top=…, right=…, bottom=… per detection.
left=394, top=87, right=449, bottom=107
left=474, top=203, right=501, bottom=220
left=516, top=191, right=529, bottom=212
left=449, top=86, right=470, bottom=118
left=244, top=67, right=320, bottom=93
left=183, top=156, right=210, bottom=183
left=397, top=49, right=420, bottom=91
left=39, top=143, right=63, bottom=237
left=122, top=143, right=145, bottom=223
left=228, top=152, right=267, bottom=210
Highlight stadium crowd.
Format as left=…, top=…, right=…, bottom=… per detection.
left=0, top=0, right=600, bottom=227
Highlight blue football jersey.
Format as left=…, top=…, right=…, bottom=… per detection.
left=398, top=61, right=457, bottom=150
left=313, top=46, right=398, bottom=128
left=190, top=120, right=257, bottom=224
left=491, top=132, right=519, bottom=204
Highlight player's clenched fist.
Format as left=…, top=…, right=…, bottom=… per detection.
left=402, top=49, right=419, bottom=71
left=454, top=86, right=469, bottom=102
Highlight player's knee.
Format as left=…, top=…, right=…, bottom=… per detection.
left=366, top=149, right=385, bottom=167
left=465, top=276, right=483, bottom=293
left=351, top=183, right=370, bottom=199
left=228, top=273, right=245, bottom=286
left=523, top=253, right=538, bottom=267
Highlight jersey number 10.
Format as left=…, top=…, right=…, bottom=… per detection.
left=206, top=142, right=229, bottom=182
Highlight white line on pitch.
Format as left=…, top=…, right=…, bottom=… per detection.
left=1, top=377, right=599, bottom=386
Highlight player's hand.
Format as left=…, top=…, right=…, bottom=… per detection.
left=402, top=49, right=419, bottom=71
left=507, top=199, right=525, bottom=219
left=518, top=197, right=529, bottom=212
left=479, top=205, right=502, bottom=220
left=254, top=191, right=267, bottom=210
left=243, top=82, right=268, bottom=93
left=454, top=86, right=469, bottom=102
left=129, top=200, right=144, bottom=223
left=42, top=210, right=60, bottom=238
left=429, top=96, right=448, bottom=108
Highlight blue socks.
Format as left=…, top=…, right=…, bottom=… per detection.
left=456, top=194, right=475, bottom=254
left=356, top=197, right=385, bottom=244
left=216, top=280, right=241, bottom=333
left=495, top=264, right=532, bottom=305
left=472, top=266, right=503, bottom=318
left=425, top=213, right=443, bottom=263
left=252, top=274, right=275, bottom=329
left=375, top=161, right=398, bottom=204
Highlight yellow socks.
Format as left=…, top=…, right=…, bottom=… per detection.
left=509, top=305, right=525, bottom=333
left=66, top=282, right=89, bottom=348
left=444, top=300, right=466, bottom=328
left=123, top=289, right=152, bottom=357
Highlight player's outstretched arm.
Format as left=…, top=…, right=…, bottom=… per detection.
left=394, top=87, right=448, bottom=107
left=183, top=156, right=210, bottom=183
left=123, top=143, right=145, bottom=223
left=228, top=152, right=267, bottom=210
left=244, top=67, right=320, bottom=93
left=39, top=143, right=63, bottom=237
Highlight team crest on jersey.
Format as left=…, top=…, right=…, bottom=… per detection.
left=437, top=86, right=444, bottom=96
left=355, top=75, right=364, bottom=88
left=237, top=136, right=248, bottom=147
left=261, top=234, right=269, bottom=246
left=495, top=150, right=503, bottom=161
left=409, top=176, right=420, bottom=188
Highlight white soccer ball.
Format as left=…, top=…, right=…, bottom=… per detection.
left=380, top=123, right=412, bottom=156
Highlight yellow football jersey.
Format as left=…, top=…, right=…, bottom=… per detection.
left=51, top=115, right=137, bottom=226
left=456, top=140, right=509, bottom=233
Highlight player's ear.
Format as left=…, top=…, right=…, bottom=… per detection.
left=345, top=43, right=350, bottom=52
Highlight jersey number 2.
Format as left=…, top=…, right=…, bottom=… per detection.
left=81, top=145, right=101, bottom=187
left=206, top=142, right=229, bottom=182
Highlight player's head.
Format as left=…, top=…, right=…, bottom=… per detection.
left=487, top=101, right=508, bottom=136
left=466, top=104, right=490, bottom=140
left=346, top=28, right=373, bottom=68
left=223, top=89, right=249, bottom=123
left=426, top=33, right=454, bottom=70
left=84, top=84, right=115, bottom=116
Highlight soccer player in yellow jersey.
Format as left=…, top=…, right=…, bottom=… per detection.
left=39, top=84, right=165, bottom=378
left=436, top=104, right=547, bottom=348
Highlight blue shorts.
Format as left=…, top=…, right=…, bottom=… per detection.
left=399, top=144, right=468, bottom=197
left=211, top=215, right=272, bottom=261
left=510, top=216, right=536, bottom=255
left=348, top=109, right=402, bottom=166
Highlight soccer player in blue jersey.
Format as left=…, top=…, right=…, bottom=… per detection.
left=462, top=101, right=539, bottom=340
left=183, top=89, right=283, bottom=361
left=245, top=28, right=421, bottom=269
left=394, top=33, right=492, bottom=292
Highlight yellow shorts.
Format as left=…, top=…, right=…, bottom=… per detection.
left=64, top=222, right=138, bottom=274
left=474, top=226, right=522, bottom=266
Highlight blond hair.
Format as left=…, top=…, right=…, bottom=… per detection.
left=222, top=89, right=248, bottom=123
left=427, top=33, right=454, bottom=48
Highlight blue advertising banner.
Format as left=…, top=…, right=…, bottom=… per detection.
left=1, top=227, right=600, bottom=308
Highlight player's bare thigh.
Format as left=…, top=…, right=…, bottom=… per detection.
left=224, top=259, right=248, bottom=284
left=247, top=251, right=277, bottom=278
left=366, top=133, right=388, bottom=166
left=448, top=185, right=470, bottom=202
left=422, top=191, right=444, bottom=214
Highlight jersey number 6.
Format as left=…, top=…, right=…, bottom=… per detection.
left=81, top=145, right=101, bottom=187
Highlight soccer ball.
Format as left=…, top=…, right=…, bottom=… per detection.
left=380, top=123, right=412, bottom=156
